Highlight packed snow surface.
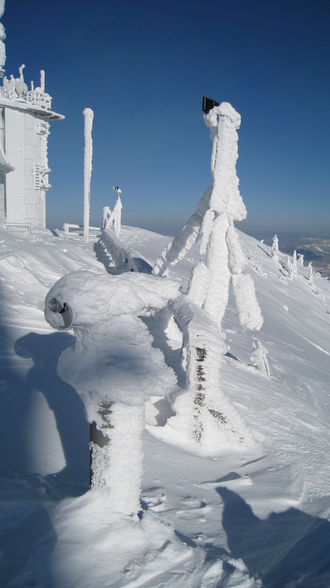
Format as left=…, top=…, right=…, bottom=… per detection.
left=1, top=224, right=330, bottom=586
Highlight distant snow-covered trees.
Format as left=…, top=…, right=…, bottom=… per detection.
left=307, top=262, right=313, bottom=287
left=286, top=251, right=298, bottom=279
left=298, top=253, right=304, bottom=266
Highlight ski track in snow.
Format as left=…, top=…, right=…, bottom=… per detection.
left=0, top=226, right=330, bottom=586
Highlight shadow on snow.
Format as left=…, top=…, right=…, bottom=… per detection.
left=217, top=486, right=330, bottom=587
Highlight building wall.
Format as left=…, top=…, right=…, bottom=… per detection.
left=5, top=107, right=50, bottom=228
left=5, top=107, right=25, bottom=224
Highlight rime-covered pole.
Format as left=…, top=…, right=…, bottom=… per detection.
left=83, top=107, right=94, bottom=242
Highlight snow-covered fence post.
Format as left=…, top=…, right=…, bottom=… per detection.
left=154, top=100, right=263, bottom=450
left=83, top=107, right=94, bottom=242
left=44, top=271, right=179, bottom=517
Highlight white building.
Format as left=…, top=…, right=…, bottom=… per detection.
left=0, top=1, right=64, bottom=228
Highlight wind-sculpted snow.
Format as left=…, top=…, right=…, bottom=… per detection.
left=1, top=226, right=330, bottom=586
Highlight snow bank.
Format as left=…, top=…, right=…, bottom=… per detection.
left=49, top=490, right=258, bottom=587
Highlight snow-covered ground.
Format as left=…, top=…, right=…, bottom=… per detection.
left=1, top=224, right=330, bottom=587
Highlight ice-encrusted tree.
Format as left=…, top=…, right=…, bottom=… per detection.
left=154, top=102, right=263, bottom=449
left=249, top=339, right=270, bottom=377
left=307, top=261, right=313, bottom=287
left=292, top=250, right=298, bottom=277
left=271, top=234, right=279, bottom=262
left=298, top=253, right=304, bottom=266
left=286, top=252, right=297, bottom=279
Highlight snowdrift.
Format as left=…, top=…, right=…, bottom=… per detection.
left=0, top=225, right=330, bottom=587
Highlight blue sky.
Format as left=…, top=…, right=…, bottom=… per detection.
left=3, top=0, right=330, bottom=236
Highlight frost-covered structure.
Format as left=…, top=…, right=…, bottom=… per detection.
left=45, top=271, right=179, bottom=517
left=0, top=2, right=64, bottom=228
left=154, top=102, right=263, bottom=449
left=103, top=186, right=123, bottom=237
left=83, top=108, right=94, bottom=241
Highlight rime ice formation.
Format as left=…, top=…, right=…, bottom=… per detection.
left=298, top=253, right=304, bottom=266
left=292, top=250, right=298, bottom=278
left=83, top=108, right=94, bottom=242
left=103, top=186, right=123, bottom=236
left=45, top=271, right=179, bottom=516
left=154, top=102, right=262, bottom=449
left=307, top=261, right=313, bottom=287
left=286, top=256, right=293, bottom=279
left=154, top=102, right=262, bottom=329
left=250, top=339, right=270, bottom=377
left=170, top=297, right=254, bottom=452
left=0, top=2, right=64, bottom=227
left=286, top=250, right=298, bottom=280
left=271, top=234, right=279, bottom=262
